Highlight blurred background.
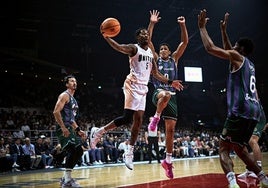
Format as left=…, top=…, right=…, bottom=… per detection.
left=0, top=0, right=267, bottom=130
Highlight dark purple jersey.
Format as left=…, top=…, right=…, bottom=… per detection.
left=226, top=57, right=260, bottom=121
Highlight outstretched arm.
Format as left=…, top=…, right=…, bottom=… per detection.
left=103, top=37, right=137, bottom=57
left=220, top=12, right=232, bottom=50
left=148, top=10, right=161, bottom=60
left=198, top=9, right=243, bottom=70
left=172, top=16, right=189, bottom=63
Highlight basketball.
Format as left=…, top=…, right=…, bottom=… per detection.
left=100, top=18, right=121, bottom=37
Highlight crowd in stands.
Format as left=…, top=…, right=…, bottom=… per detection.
left=1, top=75, right=268, bottom=173
left=1, top=108, right=268, bottom=174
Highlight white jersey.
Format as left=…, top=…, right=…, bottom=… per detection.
left=126, top=44, right=154, bottom=85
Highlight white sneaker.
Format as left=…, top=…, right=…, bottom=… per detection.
left=61, top=178, right=81, bottom=188
left=98, top=160, right=103, bottom=164
left=93, top=161, right=100, bottom=165
left=248, top=172, right=258, bottom=179
left=123, top=151, right=134, bottom=170
left=237, top=170, right=257, bottom=179
left=237, top=170, right=249, bottom=179
left=12, top=163, right=20, bottom=168
left=81, top=163, right=87, bottom=166
left=90, top=127, right=102, bottom=149
left=260, top=176, right=268, bottom=188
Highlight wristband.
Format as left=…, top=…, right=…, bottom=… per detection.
left=75, top=127, right=81, bottom=132
left=168, top=79, right=173, bottom=85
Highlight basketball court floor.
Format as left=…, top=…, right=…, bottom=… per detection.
left=0, top=153, right=267, bottom=188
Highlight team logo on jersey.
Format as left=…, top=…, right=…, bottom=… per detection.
left=158, top=65, right=163, bottom=70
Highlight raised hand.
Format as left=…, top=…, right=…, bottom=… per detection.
left=150, top=10, right=161, bottom=24
left=220, top=12, right=229, bottom=31
left=177, top=16, right=185, bottom=24
left=198, top=9, right=209, bottom=28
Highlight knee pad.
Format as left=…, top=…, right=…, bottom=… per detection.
left=114, top=109, right=134, bottom=127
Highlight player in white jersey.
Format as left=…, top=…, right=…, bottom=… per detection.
left=90, top=27, right=184, bottom=170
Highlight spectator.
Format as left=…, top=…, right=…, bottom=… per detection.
left=103, top=136, right=118, bottom=163
left=51, top=144, right=65, bottom=168
left=21, top=120, right=31, bottom=138
left=22, top=137, right=41, bottom=169
left=35, top=137, right=53, bottom=169
left=0, top=137, right=14, bottom=172
left=89, top=148, right=103, bottom=165
left=81, top=136, right=91, bottom=166
left=9, top=137, right=31, bottom=171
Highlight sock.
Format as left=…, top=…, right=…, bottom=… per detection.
left=227, top=172, right=237, bottom=186
left=165, top=153, right=172, bottom=164
left=257, top=161, right=262, bottom=169
left=64, top=168, right=72, bottom=182
left=154, top=112, right=161, bottom=118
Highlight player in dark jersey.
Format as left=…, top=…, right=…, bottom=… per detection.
left=53, top=75, right=85, bottom=188
left=198, top=9, right=268, bottom=188
left=147, top=10, right=188, bottom=179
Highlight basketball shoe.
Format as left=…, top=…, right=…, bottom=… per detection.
left=60, top=178, right=81, bottom=188
left=123, top=147, right=134, bottom=170
left=237, top=169, right=258, bottom=179
left=260, top=176, right=268, bottom=188
left=148, top=117, right=160, bottom=131
left=161, top=159, right=174, bottom=179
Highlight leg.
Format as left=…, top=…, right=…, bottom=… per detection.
left=124, top=110, right=144, bottom=170
left=219, top=139, right=233, bottom=174
left=161, top=119, right=176, bottom=179
left=149, top=91, right=171, bottom=131
left=90, top=109, right=134, bottom=149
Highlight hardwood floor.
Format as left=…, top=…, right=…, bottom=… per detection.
left=0, top=153, right=267, bottom=188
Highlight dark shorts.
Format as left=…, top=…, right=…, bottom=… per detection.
left=152, top=89, right=178, bottom=120
left=221, top=115, right=258, bottom=146
left=56, top=125, right=82, bottom=151
left=252, top=108, right=267, bottom=137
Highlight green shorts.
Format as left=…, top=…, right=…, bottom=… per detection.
left=221, top=115, right=257, bottom=146
left=152, top=89, right=178, bottom=120
left=253, top=108, right=267, bottom=137
left=55, top=125, right=82, bottom=151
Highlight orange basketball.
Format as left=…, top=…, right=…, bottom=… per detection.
left=100, top=18, right=121, bottom=37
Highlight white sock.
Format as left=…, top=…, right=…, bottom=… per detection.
left=227, top=172, right=237, bottom=186
left=154, top=112, right=161, bottom=118
left=165, top=153, right=172, bottom=164
left=64, top=169, right=72, bottom=182
left=257, top=161, right=262, bottom=168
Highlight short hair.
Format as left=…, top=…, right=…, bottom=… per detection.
left=135, top=27, right=147, bottom=39
left=159, top=43, right=171, bottom=51
left=237, top=37, right=254, bottom=56
left=64, top=75, right=75, bottom=84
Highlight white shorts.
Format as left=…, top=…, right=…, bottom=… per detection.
left=123, top=79, right=148, bottom=111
